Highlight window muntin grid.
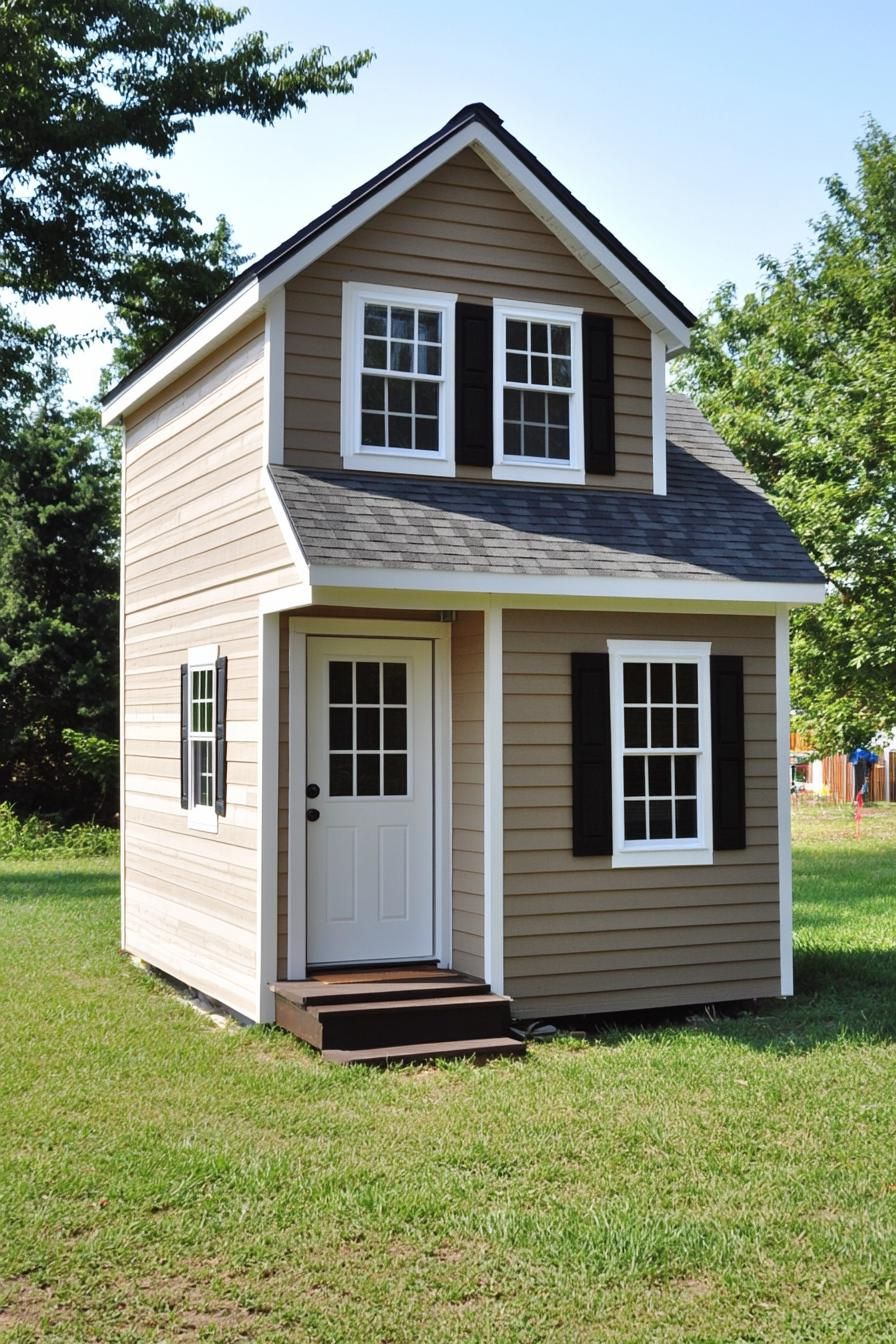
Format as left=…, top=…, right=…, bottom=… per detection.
left=620, top=660, right=700, bottom=843
left=327, top=659, right=409, bottom=798
left=189, top=666, right=214, bottom=809
left=501, top=318, right=573, bottom=460
left=360, top=303, right=442, bottom=453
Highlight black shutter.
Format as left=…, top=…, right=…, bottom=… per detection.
left=214, top=655, right=228, bottom=817
left=571, top=652, right=613, bottom=856
left=180, top=663, right=189, bottom=810
left=582, top=314, right=615, bottom=475
left=710, top=655, right=746, bottom=850
left=455, top=302, right=493, bottom=467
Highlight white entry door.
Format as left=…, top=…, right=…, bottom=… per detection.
left=306, top=636, right=434, bottom=965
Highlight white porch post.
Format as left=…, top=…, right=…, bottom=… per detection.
left=776, top=607, right=793, bottom=996
left=483, top=603, right=504, bottom=993
left=255, top=610, right=281, bottom=1022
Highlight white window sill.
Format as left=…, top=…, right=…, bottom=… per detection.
left=344, top=450, right=456, bottom=478
left=492, top=461, right=585, bottom=486
left=611, top=846, right=713, bottom=869
left=188, top=807, right=218, bottom=834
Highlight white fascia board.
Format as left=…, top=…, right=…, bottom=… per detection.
left=101, top=280, right=263, bottom=426
left=307, top=564, right=827, bottom=607
left=471, top=130, right=692, bottom=353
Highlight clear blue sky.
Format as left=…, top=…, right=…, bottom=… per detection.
left=52, top=0, right=896, bottom=399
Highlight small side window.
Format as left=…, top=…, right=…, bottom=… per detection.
left=181, top=645, right=222, bottom=832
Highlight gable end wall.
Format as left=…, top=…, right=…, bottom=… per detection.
left=282, top=148, right=654, bottom=491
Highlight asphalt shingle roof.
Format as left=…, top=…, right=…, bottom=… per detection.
left=268, top=393, right=823, bottom=588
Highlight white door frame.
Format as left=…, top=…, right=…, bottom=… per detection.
left=287, top=617, right=452, bottom=980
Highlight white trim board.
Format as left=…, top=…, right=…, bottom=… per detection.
left=306, top=566, right=826, bottom=607
left=651, top=333, right=668, bottom=496
left=102, top=283, right=263, bottom=425
left=776, top=607, right=794, bottom=997
left=482, top=604, right=504, bottom=994
left=256, top=611, right=281, bottom=1021
left=263, top=288, right=286, bottom=466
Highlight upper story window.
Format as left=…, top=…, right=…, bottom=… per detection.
left=342, top=282, right=456, bottom=476
left=492, top=299, right=584, bottom=485
left=607, top=640, right=713, bottom=867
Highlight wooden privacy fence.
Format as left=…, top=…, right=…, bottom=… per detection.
left=821, top=754, right=887, bottom=804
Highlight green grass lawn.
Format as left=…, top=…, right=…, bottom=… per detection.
left=1, top=808, right=895, bottom=1343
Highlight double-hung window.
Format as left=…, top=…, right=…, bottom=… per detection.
left=182, top=644, right=222, bottom=832
left=493, top=299, right=584, bottom=484
left=608, top=640, right=713, bottom=866
left=341, top=282, right=457, bottom=476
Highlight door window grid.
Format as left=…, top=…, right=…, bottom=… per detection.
left=360, top=302, right=442, bottom=453
left=189, top=667, right=214, bottom=809
left=502, top=317, right=573, bottom=461
left=620, top=660, right=700, bottom=843
left=327, top=660, right=409, bottom=798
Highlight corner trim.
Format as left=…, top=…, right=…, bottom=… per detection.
left=286, top=627, right=307, bottom=980
left=256, top=611, right=281, bottom=1021
left=263, top=289, right=286, bottom=466
left=483, top=603, right=504, bottom=994
left=651, top=333, right=667, bottom=496
left=776, top=607, right=794, bottom=996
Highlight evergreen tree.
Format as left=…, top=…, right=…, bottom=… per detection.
left=0, top=377, right=119, bottom=821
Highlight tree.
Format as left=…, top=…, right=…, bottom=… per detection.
left=1, top=2, right=373, bottom=366
left=674, top=119, right=896, bottom=756
left=0, top=376, right=119, bottom=822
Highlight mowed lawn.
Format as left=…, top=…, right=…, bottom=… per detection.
left=1, top=809, right=895, bottom=1343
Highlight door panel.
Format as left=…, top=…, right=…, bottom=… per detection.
left=306, top=637, right=434, bottom=964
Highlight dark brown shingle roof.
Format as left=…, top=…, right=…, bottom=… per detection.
left=268, top=392, right=823, bottom=588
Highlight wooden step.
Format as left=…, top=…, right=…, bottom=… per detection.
left=315, top=993, right=513, bottom=1051
left=322, top=1036, right=526, bottom=1067
left=272, top=977, right=491, bottom=1008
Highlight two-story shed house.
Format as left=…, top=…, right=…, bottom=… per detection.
left=102, top=104, right=824, bottom=1063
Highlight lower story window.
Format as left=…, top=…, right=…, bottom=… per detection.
left=608, top=641, right=712, bottom=864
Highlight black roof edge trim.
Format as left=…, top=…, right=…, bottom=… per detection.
left=103, top=101, right=694, bottom=408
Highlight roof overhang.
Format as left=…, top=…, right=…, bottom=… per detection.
left=102, top=105, right=695, bottom=427
left=303, top=564, right=826, bottom=607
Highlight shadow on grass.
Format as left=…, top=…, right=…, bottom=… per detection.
left=0, top=866, right=118, bottom=902
left=534, top=946, right=896, bottom=1054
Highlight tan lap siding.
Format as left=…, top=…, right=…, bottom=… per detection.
left=123, top=319, right=297, bottom=1020
left=283, top=147, right=653, bottom=492
left=451, top=611, right=485, bottom=977
left=503, top=610, right=780, bottom=1018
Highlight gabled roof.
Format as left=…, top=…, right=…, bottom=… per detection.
left=267, top=393, right=825, bottom=599
left=103, top=103, right=697, bottom=423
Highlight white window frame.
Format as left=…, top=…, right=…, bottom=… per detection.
left=187, top=643, right=218, bottom=834
left=341, top=281, right=457, bottom=477
left=607, top=639, right=713, bottom=868
left=492, top=298, right=585, bottom=485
